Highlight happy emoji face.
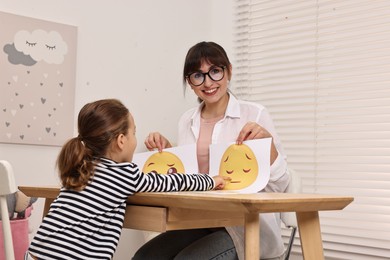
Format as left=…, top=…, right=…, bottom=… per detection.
left=219, top=144, right=259, bottom=190
left=142, top=151, right=185, bottom=175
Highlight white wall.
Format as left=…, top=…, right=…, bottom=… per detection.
left=0, top=0, right=233, bottom=258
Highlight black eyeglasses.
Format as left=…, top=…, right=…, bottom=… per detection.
left=186, top=66, right=226, bottom=86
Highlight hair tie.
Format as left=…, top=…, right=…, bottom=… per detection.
left=77, top=135, right=85, bottom=146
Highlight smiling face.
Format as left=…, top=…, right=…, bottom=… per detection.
left=189, top=60, right=231, bottom=106
left=219, top=144, right=259, bottom=190
left=142, top=151, right=185, bottom=174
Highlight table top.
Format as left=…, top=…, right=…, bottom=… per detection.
left=19, top=185, right=353, bottom=214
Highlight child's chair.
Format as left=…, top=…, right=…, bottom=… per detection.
left=0, top=160, right=17, bottom=260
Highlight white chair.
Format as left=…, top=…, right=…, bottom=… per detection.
left=281, top=169, right=302, bottom=260
left=0, top=160, right=17, bottom=260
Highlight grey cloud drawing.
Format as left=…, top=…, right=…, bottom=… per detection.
left=3, top=43, right=37, bottom=66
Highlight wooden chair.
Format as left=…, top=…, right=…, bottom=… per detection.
left=281, top=169, right=302, bottom=260
left=0, top=160, right=17, bottom=260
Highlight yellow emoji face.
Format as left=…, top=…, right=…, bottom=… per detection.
left=142, top=151, right=185, bottom=175
left=219, top=144, right=259, bottom=190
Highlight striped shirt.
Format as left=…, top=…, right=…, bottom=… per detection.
left=28, top=158, right=215, bottom=259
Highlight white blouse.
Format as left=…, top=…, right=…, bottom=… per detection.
left=177, top=93, right=290, bottom=259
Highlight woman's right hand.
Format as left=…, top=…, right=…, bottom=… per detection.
left=144, top=132, right=172, bottom=152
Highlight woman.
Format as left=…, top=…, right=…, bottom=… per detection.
left=135, top=42, right=289, bottom=260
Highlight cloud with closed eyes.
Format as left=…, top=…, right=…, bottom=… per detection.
left=3, top=29, right=68, bottom=66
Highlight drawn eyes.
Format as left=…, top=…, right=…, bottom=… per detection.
left=225, top=169, right=251, bottom=174
left=26, top=41, right=37, bottom=47
left=25, top=41, right=56, bottom=50
left=45, top=44, right=56, bottom=50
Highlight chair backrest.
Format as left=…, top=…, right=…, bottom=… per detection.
left=0, top=161, right=17, bottom=196
left=281, top=168, right=302, bottom=228
left=0, top=160, right=17, bottom=260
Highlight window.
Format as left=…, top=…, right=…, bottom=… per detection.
left=233, top=1, right=390, bottom=259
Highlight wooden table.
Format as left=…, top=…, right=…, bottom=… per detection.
left=19, top=186, right=353, bottom=260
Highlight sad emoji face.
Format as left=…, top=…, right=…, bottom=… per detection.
left=142, top=151, right=185, bottom=175
left=219, top=144, right=259, bottom=190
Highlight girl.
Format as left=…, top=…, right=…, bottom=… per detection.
left=25, top=99, right=227, bottom=260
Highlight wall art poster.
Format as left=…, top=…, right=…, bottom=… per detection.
left=0, top=11, right=77, bottom=146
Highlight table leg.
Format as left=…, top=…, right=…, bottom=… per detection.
left=296, top=211, right=324, bottom=260
left=245, top=213, right=260, bottom=260
left=42, top=198, right=54, bottom=219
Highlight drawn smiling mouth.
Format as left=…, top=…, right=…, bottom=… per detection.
left=230, top=180, right=241, bottom=183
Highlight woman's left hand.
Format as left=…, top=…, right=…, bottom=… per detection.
left=236, top=121, right=272, bottom=144
left=236, top=122, right=278, bottom=165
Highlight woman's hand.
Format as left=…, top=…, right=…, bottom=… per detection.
left=236, top=122, right=278, bottom=165
left=212, top=176, right=231, bottom=190
left=236, top=121, right=272, bottom=144
left=144, top=132, right=172, bottom=152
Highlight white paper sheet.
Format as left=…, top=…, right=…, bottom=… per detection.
left=132, top=144, right=198, bottom=174
left=209, top=138, right=271, bottom=193
left=132, top=139, right=271, bottom=193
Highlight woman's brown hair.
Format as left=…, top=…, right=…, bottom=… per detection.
left=183, top=41, right=231, bottom=85
left=57, top=99, right=129, bottom=190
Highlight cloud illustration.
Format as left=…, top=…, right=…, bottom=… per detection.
left=3, top=43, right=37, bottom=66
left=13, top=29, right=68, bottom=64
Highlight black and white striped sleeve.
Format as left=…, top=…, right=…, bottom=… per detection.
left=134, top=171, right=215, bottom=193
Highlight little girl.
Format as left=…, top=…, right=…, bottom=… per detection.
left=25, top=99, right=227, bottom=260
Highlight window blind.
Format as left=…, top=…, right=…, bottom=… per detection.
left=233, top=0, right=390, bottom=259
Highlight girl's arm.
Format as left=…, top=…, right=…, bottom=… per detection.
left=136, top=171, right=216, bottom=193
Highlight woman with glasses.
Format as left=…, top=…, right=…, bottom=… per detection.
left=134, top=41, right=289, bottom=260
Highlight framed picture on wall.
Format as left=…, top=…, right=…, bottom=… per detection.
left=0, top=11, right=77, bottom=146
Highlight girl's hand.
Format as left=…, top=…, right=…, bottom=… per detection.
left=212, top=176, right=231, bottom=190
left=144, top=132, right=172, bottom=152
